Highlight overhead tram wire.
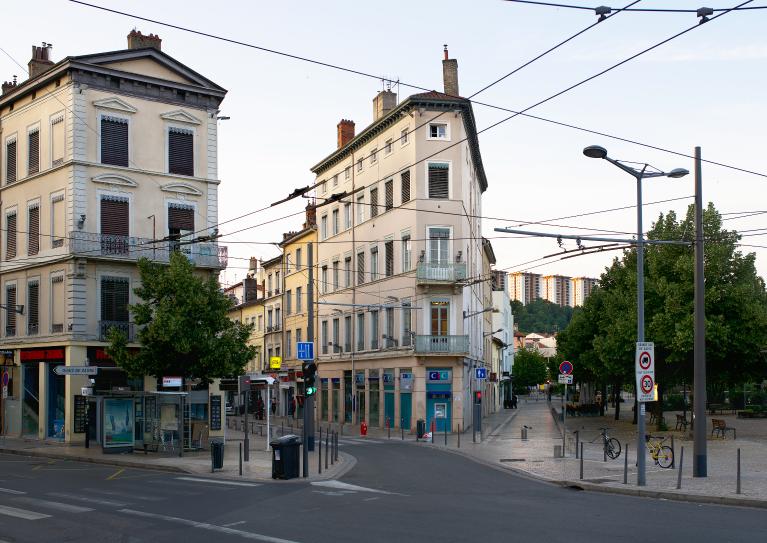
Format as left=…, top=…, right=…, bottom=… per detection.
left=502, top=0, right=767, bottom=13
left=67, top=0, right=767, bottom=182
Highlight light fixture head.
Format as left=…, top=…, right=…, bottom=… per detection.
left=667, top=168, right=689, bottom=179
left=583, top=145, right=608, bottom=159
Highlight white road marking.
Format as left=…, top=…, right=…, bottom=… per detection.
left=46, top=492, right=127, bottom=507
left=0, top=504, right=51, bottom=520
left=0, top=487, right=26, bottom=495
left=82, top=488, right=165, bottom=501
left=118, top=509, right=301, bottom=542
left=175, top=477, right=261, bottom=487
left=311, top=480, right=393, bottom=495
left=14, top=497, right=93, bottom=513
left=223, top=520, right=247, bottom=527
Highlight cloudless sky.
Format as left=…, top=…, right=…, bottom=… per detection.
left=3, top=0, right=766, bottom=286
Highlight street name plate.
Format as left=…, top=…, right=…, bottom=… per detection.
left=558, top=374, right=573, bottom=384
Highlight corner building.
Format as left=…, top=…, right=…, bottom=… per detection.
left=310, top=51, right=489, bottom=433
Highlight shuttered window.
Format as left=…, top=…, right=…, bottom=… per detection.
left=6, top=212, right=17, bottom=260
left=370, top=188, right=379, bottom=218
left=51, top=114, right=64, bottom=166
left=385, top=240, right=394, bottom=277
left=28, top=129, right=40, bottom=175
left=27, top=281, right=39, bottom=335
left=27, top=205, right=40, bottom=256
left=100, top=196, right=129, bottom=254
left=51, top=194, right=65, bottom=248
left=101, top=277, right=130, bottom=322
left=357, top=252, right=365, bottom=285
left=370, top=246, right=379, bottom=281
left=168, top=204, right=194, bottom=253
left=5, top=285, right=17, bottom=336
left=401, top=170, right=410, bottom=203
left=385, top=180, right=393, bottom=211
left=168, top=127, right=194, bottom=176
left=100, top=116, right=129, bottom=167
left=428, top=163, right=449, bottom=199
left=6, top=139, right=17, bottom=184
left=51, top=275, right=64, bottom=333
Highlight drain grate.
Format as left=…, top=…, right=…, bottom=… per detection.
left=500, top=458, right=526, bottom=462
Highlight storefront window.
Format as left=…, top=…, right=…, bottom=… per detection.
left=344, top=371, right=353, bottom=423
left=48, top=364, right=65, bottom=439
left=368, top=370, right=379, bottom=427
left=22, top=363, right=39, bottom=437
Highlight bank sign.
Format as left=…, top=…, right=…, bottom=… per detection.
left=427, top=369, right=452, bottom=383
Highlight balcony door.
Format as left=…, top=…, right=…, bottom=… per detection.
left=428, top=227, right=450, bottom=265
left=168, top=203, right=194, bottom=255
left=100, top=196, right=129, bottom=254
left=430, top=301, right=450, bottom=352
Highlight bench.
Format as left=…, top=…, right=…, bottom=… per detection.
left=711, top=418, right=736, bottom=439
left=708, top=404, right=735, bottom=415
left=675, top=413, right=689, bottom=431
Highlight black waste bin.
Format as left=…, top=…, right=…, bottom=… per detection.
left=211, top=441, right=225, bottom=471
left=416, top=419, right=426, bottom=439
left=270, top=434, right=302, bottom=480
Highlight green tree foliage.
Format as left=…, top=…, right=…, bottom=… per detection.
left=512, top=348, right=549, bottom=392
left=107, top=252, right=257, bottom=383
left=513, top=298, right=573, bottom=334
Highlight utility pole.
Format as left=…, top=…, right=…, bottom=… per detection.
left=693, top=146, right=707, bottom=477
left=303, top=242, right=314, bottom=477
left=635, top=166, right=647, bottom=486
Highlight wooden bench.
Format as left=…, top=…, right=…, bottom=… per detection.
left=711, top=418, right=736, bottom=439
left=675, top=414, right=689, bottom=431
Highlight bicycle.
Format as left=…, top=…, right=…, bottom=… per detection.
left=592, top=427, right=621, bottom=460
left=646, top=435, right=674, bottom=469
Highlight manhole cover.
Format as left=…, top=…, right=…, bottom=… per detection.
left=500, top=458, right=526, bottom=462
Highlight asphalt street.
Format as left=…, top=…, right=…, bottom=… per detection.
left=0, top=438, right=765, bottom=543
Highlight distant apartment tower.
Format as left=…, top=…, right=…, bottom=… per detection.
left=571, top=276, right=598, bottom=307
left=491, top=269, right=507, bottom=292
left=542, top=275, right=571, bottom=307
left=509, top=272, right=541, bottom=305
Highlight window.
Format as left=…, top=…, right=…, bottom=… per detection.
left=276, top=271, right=281, bottom=292
left=430, top=300, right=449, bottom=336
left=385, top=180, right=393, bottom=211
left=370, top=310, right=379, bottom=350
left=344, top=203, right=352, bottom=230
left=27, top=281, right=39, bottom=335
left=27, top=204, right=40, bottom=256
left=344, top=315, right=352, bottom=352
left=344, top=256, right=352, bottom=287
left=28, top=128, right=40, bottom=175
left=357, top=158, right=363, bottom=172
left=400, top=128, right=409, bottom=145
left=370, top=188, right=379, bottom=218
left=428, top=163, right=449, bottom=199
left=345, top=166, right=351, bottom=180
left=332, top=174, right=338, bottom=187
left=5, top=211, right=17, bottom=260
left=5, top=138, right=17, bottom=184
left=296, top=328, right=302, bottom=345
left=321, top=320, right=328, bottom=354
left=51, top=275, right=64, bottom=333
left=100, top=115, right=129, bottom=167
left=286, top=290, right=292, bottom=315
left=429, top=227, right=450, bottom=264
left=258, top=314, right=263, bottom=331
left=356, top=313, right=365, bottom=351
left=357, top=252, right=365, bottom=285
left=401, top=170, right=411, bottom=203
left=267, top=309, right=273, bottom=328
left=385, top=139, right=393, bottom=155
left=333, top=260, right=340, bottom=291
left=168, top=127, right=193, bottom=176
left=168, top=203, right=194, bottom=254
left=402, top=234, right=412, bottom=272
left=370, top=246, right=379, bottom=281
left=5, top=285, right=17, bottom=336
left=385, top=240, right=394, bottom=277
left=320, top=215, right=328, bottom=240
left=402, top=299, right=412, bottom=346
left=320, top=180, right=327, bottom=194
left=296, top=286, right=303, bottom=313
left=101, top=196, right=130, bottom=254
left=296, top=248, right=302, bottom=270
left=370, top=148, right=378, bottom=164
left=356, top=194, right=365, bottom=223
left=267, top=275, right=273, bottom=295
left=429, top=123, right=448, bottom=139
left=332, top=208, right=339, bottom=236
left=321, top=265, right=328, bottom=294
left=286, top=330, right=292, bottom=358
left=101, top=277, right=130, bottom=325
left=285, top=253, right=292, bottom=274
left=51, top=194, right=65, bottom=248
left=332, top=318, right=340, bottom=352
left=51, top=113, right=64, bottom=167
left=385, top=307, right=394, bottom=348
left=275, top=307, right=281, bottom=327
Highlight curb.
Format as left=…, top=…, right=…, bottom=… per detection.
left=0, top=446, right=190, bottom=474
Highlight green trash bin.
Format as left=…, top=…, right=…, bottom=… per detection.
left=270, top=434, right=302, bottom=479
left=416, top=419, right=426, bottom=439
left=211, top=441, right=225, bottom=471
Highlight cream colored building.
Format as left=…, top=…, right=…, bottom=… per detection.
left=571, top=276, right=597, bottom=307
left=510, top=272, right=541, bottom=305
left=310, top=50, right=489, bottom=434
left=542, top=274, right=572, bottom=307
left=0, top=32, right=227, bottom=447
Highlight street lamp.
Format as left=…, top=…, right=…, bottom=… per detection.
left=583, top=144, right=688, bottom=487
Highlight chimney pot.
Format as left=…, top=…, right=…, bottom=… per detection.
left=442, top=49, right=459, bottom=97
left=337, top=119, right=355, bottom=149
left=127, top=29, right=162, bottom=51
left=305, top=204, right=317, bottom=228
left=27, top=44, right=54, bottom=79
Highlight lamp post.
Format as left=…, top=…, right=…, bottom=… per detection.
left=583, top=145, right=688, bottom=486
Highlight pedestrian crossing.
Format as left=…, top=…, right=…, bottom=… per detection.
left=337, top=437, right=386, bottom=447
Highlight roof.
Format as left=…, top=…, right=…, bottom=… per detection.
left=483, top=238, right=496, bottom=264
left=279, top=225, right=317, bottom=248
left=262, top=254, right=282, bottom=269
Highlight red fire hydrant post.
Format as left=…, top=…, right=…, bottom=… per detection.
left=360, top=421, right=368, bottom=436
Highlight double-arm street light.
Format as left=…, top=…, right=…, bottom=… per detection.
left=583, top=145, right=688, bottom=486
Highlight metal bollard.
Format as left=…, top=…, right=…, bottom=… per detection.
left=575, top=431, right=579, bottom=459
left=671, top=435, right=675, bottom=469
left=335, top=431, right=339, bottom=462
left=318, top=427, right=322, bottom=475
left=623, top=443, right=628, bottom=484
left=281, top=422, right=284, bottom=436
left=737, top=448, right=741, bottom=495
left=325, top=428, right=329, bottom=470
left=401, top=418, right=404, bottom=440
left=579, top=442, right=584, bottom=480
left=458, top=424, right=461, bottom=448
left=677, top=446, right=684, bottom=489
left=387, top=417, right=391, bottom=439
left=330, top=431, right=334, bottom=466
left=445, top=422, right=448, bottom=446
left=239, top=443, right=243, bottom=477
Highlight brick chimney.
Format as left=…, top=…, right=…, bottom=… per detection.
left=337, top=119, right=355, bottom=149
left=372, top=90, right=397, bottom=121
left=1, top=75, right=18, bottom=96
left=28, top=44, right=54, bottom=79
left=442, top=45, right=459, bottom=97
left=127, top=30, right=162, bottom=51
left=305, top=203, right=317, bottom=228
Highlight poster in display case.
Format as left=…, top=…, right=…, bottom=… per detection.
left=103, top=398, right=134, bottom=451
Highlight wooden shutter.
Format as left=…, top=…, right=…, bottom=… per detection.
left=357, top=252, right=365, bottom=285
left=100, top=197, right=129, bottom=254
left=51, top=195, right=65, bottom=248
left=370, top=188, right=378, bottom=217
left=6, top=285, right=16, bottom=335
left=385, top=240, right=394, bottom=277
left=27, top=281, right=39, bottom=334
left=100, top=116, right=129, bottom=167
left=28, top=129, right=40, bottom=175
left=428, top=163, right=449, bottom=199
left=51, top=114, right=65, bottom=166
left=168, top=204, right=195, bottom=234
left=101, top=277, right=129, bottom=322
left=6, top=139, right=17, bottom=184
left=51, top=275, right=65, bottom=332
left=401, top=171, right=411, bottom=203
left=168, top=128, right=194, bottom=176
left=385, top=180, right=393, bottom=211
left=6, top=212, right=17, bottom=260
left=27, top=205, right=39, bottom=256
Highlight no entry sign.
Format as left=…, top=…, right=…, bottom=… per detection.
left=635, top=342, right=655, bottom=402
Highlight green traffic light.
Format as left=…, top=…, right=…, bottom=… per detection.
left=306, top=386, right=317, bottom=396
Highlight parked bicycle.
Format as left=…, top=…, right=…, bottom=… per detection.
left=592, top=427, right=621, bottom=459
left=646, top=435, right=674, bottom=469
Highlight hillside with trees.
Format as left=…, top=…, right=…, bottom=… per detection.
left=512, top=298, right=574, bottom=334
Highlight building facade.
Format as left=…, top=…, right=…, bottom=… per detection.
left=571, top=276, right=597, bottom=307
left=542, top=274, right=571, bottom=307
left=509, top=272, right=541, bottom=305
left=491, top=271, right=513, bottom=408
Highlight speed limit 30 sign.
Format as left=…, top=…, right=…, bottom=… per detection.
left=635, top=342, right=655, bottom=402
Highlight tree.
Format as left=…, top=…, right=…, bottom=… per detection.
left=107, top=252, right=257, bottom=383
left=513, top=298, right=574, bottom=334
left=512, top=348, right=549, bottom=393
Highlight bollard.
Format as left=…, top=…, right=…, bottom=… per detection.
left=737, top=448, right=741, bottom=495
left=623, top=443, right=628, bottom=484
left=677, top=446, right=684, bottom=489
left=318, top=427, right=322, bottom=475
left=336, top=431, right=339, bottom=462
left=239, top=443, right=243, bottom=477
left=575, top=431, right=579, bottom=459
left=388, top=417, right=391, bottom=439
left=282, top=422, right=284, bottom=436
left=325, top=428, right=329, bottom=470
left=445, top=421, right=448, bottom=446
left=579, top=442, right=584, bottom=480
left=671, top=435, right=675, bottom=469
left=401, top=418, right=404, bottom=441
left=458, top=424, right=461, bottom=448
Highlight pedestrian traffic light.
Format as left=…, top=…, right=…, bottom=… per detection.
left=302, top=361, right=318, bottom=396
left=474, top=390, right=482, bottom=404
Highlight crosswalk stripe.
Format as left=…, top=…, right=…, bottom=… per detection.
left=0, top=487, right=25, bottom=495
left=82, top=487, right=165, bottom=502
left=14, top=497, right=93, bottom=513
left=0, top=504, right=51, bottom=520
left=46, top=492, right=127, bottom=507
left=174, top=477, right=261, bottom=487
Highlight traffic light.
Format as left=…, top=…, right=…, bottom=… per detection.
left=474, top=390, right=482, bottom=404
left=302, top=361, right=318, bottom=396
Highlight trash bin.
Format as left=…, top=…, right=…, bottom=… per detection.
left=211, top=441, right=225, bottom=471
left=416, top=419, right=426, bottom=439
left=270, top=434, right=302, bottom=480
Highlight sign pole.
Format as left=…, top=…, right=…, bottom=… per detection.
left=562, top=384, right=566, bottom=456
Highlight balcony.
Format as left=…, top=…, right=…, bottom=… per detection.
left=99, top=320, right=135, bottom=342
left=416, top=262, right=467, bottom=285
left=414, top=335, right=469, bottom=354
left=70, top=232, right=227, bottom=269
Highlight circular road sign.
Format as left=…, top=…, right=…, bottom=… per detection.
left=1, top=371, right=8, bottom=387
left=559, top=361, right=573, bottom=375
left=639, top=351, right=652, bottom=370
left=641, top=374, right=654, bottom=394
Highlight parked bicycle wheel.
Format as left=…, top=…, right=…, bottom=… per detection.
left=606, top=438, right=621, bottom=459
left=657, top=446, right=674, bottom=468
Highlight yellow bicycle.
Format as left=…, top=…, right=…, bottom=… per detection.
left=645, top=435, right=674, bottom=469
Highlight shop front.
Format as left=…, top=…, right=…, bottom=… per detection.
left=426, top=367, right=452, bottom=433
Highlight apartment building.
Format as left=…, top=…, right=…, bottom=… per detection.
left=309, top=49, right=489, bottom=434
left=0, top=32, right=227, bottom=446
left=542, top=274, right=572, bottom=307
left=509, top=272, right=541, bottom=305
left=491, top=270, right=513, bottom=408
left=571, top=276, right=598, bottom=307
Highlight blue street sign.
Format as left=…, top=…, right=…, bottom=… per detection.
left=296, top=342, right=314, bottom=361
left=475, top=368, right=487, bottom=380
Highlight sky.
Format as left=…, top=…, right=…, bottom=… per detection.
left=3, top=0, right=766, bottom=286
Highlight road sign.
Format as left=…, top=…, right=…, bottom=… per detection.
left=635, top=342, right=655, bottom=402
left=53, top=366, right=98, bottom=376
left=269, top=356, right=282, bottom=370
left=297, top=342, right=314, bottom=361
left=558, top=374, right=573, bottom=385
left=162, top=376, right=182, bottom=387
left=475, top=368, right=488, bottom=380
left=559, top=361, right=573, bottom=375
left=1, top=370, right=8, bottom=387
